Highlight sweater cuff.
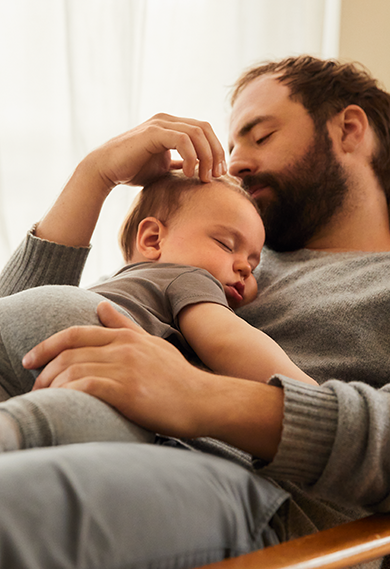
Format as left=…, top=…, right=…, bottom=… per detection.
left=254, top=376, right=339, bottom=486
left=0, top=228, right=90, bottom=296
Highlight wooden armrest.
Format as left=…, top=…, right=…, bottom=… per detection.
left=199, top=514, right=390, bottom=569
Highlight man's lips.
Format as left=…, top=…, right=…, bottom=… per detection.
left=246, top=183, right=271, bottom=199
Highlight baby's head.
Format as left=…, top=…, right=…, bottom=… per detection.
left=119, top=172, right=265, bottom=308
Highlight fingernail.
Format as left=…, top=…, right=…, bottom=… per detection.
left=221, top=160, right=227, bottom=174
left=214, top=163, right=222, bottom=177
left=22, top=353, right=32, bottom=368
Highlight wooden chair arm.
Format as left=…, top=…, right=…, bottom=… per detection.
left=199, top=514, right=390, bottom=569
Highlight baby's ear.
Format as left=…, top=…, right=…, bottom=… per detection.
left=136, top=217, right=165, bottom=260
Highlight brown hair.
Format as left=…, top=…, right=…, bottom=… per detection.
left=231, top=55, right=390, bottom=203
left=119, top=171, right=256, bottom=262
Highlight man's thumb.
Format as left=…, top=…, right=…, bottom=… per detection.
left=97, top=301, right=139, bottom=330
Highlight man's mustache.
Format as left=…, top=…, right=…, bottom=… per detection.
left=242, top=173, right=280, bottom=193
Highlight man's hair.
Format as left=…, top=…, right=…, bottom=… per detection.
left=119, top=171, right=256, bottom=262
left=231, top=55, right=390, bottom=203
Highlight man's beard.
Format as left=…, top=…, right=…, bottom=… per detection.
left=243, top=128, right=349, bottom=251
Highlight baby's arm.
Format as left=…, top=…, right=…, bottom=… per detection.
left=178, top=302, right=316, bottom=385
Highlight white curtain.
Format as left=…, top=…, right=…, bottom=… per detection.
left=0, top=0, right=341, bottom=286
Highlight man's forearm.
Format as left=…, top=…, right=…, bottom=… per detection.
left=35, top=156, right=110, bottom=247
left=201, top=374, right=285, bottom=461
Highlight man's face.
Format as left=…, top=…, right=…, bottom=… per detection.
left=228, top=75, right=349, bottom=251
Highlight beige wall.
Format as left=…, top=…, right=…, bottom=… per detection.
left=339, top=0, right=390, bottom=91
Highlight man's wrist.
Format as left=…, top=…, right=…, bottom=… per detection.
left=75, top=153, right=116, bottom=198
left=201, top=376, right=284, bottom=461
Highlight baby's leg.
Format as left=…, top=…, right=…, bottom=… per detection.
left=0, top=285, right=128, bottom=397
left=0, top=285, right=154, bottom=449
left=0, top=389, right=154, bottom=451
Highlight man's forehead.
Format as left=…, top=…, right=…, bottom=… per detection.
left=228, top=74, right=293, bottom=135
left=234, top=73, right=288, bottom=101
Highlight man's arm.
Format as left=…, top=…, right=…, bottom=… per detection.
left=0, top=115, right=226, bottom=296
left=26, top=302, right=390, bottom=511
left=0, top=230, right=90, bottom=298
left=178, top=302, right=316, bottom=385
left=34, top=114, right=226, bottom=247
left=261, top=375, right=390, bottom=512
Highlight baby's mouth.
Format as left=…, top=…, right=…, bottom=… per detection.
left=233, top=281, right=244, bottom=297
left=226, top=281, right=245, bottom=304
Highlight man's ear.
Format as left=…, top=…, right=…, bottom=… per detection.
left=329, top=105, right=369, bottom=153
left=136, top=217, right=166, bottom=260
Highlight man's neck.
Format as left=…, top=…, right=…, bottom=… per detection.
left=306, top=179, right=390, bottom=253
left=306, top=216, right=390, bottom=253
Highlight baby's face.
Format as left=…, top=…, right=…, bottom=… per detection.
left=159, top=182, right=265, bottom=309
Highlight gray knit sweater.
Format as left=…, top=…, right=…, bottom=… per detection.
left=1, top=232, right=390, bottom=554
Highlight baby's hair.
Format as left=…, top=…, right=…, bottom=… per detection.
left=119, top=171, right=258, bottom=262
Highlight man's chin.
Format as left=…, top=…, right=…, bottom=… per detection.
left=253, top=193, right=277, bottom=215
left=262, top=213, right=303, bottom=252
left=264, top=227, right=308, bottom=252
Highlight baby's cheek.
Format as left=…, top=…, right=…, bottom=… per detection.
left=244, top=276, right=258, bottom=306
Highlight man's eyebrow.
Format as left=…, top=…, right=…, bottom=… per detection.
left=239, top=115, right=273, bottom=137
left=229, top=115, right=274, bottom=153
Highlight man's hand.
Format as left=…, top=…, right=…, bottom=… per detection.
left=90, top=113, right=227, bottom=190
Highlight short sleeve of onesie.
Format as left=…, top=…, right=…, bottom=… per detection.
left=163, top=266, right=230, bottom=325
left=89, top=263, right=230, bottom=351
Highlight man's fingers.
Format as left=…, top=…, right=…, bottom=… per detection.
left=32, top=347, right=122, bottom=390
left=145, top=114, right=226, bottom=182
left=90, top=113, right=226, bottom=189
left=24, top=303, right=147, bottom=390
left=23, top=324, right=122, bottom=370
left=97, top=302, right=145, bottom=333
left=63, top=376, right=125, bottom=410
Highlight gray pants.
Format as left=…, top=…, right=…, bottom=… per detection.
left=0, top=285, right=154, bottom=447
left=0, top=442, right=288, bottom=568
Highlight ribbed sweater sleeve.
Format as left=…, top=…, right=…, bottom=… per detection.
left=256, top=376, right=339, bottom=484
left=0, top=229, right=90, bottom=297
left=257, top=376, right=390, bottom=512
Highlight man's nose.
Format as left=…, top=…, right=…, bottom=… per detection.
left=228, top=147, right=258, bottom=179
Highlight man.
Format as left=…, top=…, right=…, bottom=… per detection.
left=228, top=56, right=390, bottom=253
left=1, top=55, right=390, bottom=568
